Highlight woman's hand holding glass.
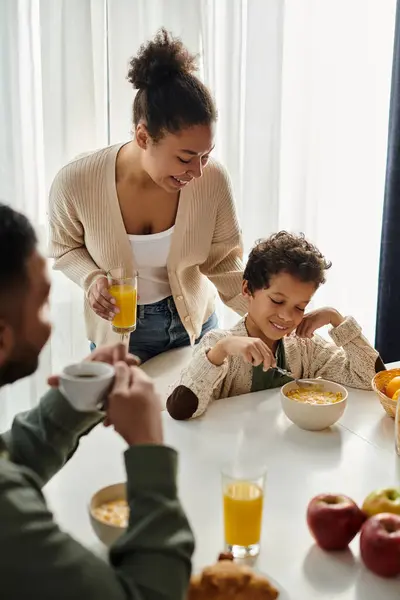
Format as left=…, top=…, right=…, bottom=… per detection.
left=88, top=277, right=119, bottom=321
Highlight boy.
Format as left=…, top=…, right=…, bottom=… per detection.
left=167, top=232, right=384, bottom=420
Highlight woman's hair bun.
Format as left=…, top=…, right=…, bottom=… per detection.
left=127, top=28, right=198, bottom=90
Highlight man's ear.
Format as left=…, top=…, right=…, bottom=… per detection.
left=242, top=280, right=250, bottom=297
left=0, top=320, right=14, bottom=367
left=135, top=123, right=150, bottom=150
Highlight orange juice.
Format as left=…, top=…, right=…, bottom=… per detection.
left=109, top=284, right=137, bottom=331
left=223, top=481, right=263, bottom=547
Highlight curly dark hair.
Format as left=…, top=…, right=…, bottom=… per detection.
left=244, top=232, right=332, bottom=294
left=0, top=203, right=37, bottom=317
left=127, top=28, right=217, bottom=141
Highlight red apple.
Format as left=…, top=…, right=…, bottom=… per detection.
left=307, top=494, right=366, bottom=551
left=360, top=513, right=400, bottom=578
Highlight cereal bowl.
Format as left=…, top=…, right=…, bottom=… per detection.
left=89, top=482, right=128, bottom=546
left=280, top=379, right=348, bottom=431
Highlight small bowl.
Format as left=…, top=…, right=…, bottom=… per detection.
left=89, top=482, right=127, bottom=546
left=372, top=368, right=400, bottom=419
left=280, top=379, right=348, bottom=431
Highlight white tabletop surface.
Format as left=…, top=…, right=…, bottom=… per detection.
left=44, top=385, right=400, bottom=599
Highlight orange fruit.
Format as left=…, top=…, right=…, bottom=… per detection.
left=385, top=376, right=400, bottom=399
left=393, top=389, right=400, bottom=402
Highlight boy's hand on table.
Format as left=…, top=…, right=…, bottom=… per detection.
left=296, top=308, right=344, bottom=339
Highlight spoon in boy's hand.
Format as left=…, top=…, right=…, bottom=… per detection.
left=271, top=366, right=320, bottom=388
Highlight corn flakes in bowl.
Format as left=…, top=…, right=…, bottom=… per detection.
left=280, top=379, right=348, bottom=431
left=89, top=482, right=128, bottom=546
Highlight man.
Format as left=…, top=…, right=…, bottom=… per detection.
left=0, top=204, right=194, bottom=599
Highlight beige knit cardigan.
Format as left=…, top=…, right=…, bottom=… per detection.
left=48, top=144, right=247, bottom=347
left=167, top=316, right=383, bottom=420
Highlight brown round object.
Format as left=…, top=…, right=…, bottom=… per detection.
left=218, top=552, right=234, bottom=562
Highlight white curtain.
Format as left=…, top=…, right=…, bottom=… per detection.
left=279, top=0, right=396, bottom=342
left=0, top=0, right=396, bottom=428
left=0, top=0, right=107, bottom=429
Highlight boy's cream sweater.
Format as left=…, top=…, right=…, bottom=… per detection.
left=167, top=316, right=383, bottom=420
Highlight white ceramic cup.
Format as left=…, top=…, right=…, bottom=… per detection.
left=59, top=362, right=115, bottom=412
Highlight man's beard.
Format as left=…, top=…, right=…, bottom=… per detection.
left=0, top=344, right=39, bottom=387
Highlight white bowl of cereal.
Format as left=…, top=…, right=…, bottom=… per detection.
left=280, top=379, right=348, bottom=431
left=89, top=482, right=128, bottom=546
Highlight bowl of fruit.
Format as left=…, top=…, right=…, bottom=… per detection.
left=372, top=368, right=400, bottom=418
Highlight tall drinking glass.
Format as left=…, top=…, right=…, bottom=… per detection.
left=107, top=269, right=137, bottom=335
left=222, top=467, right=266, bottom=559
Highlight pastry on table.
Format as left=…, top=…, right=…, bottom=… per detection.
left=188, top=554, right=279, bottom=599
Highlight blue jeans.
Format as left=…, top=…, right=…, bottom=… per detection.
left=91, top=296, right=218, bottom=363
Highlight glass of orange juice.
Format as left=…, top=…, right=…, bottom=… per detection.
left=107, top=268, right=137, bottom=334
left=222, top=467, right=266, bottom=558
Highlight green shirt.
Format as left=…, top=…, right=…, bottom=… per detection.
left=251, top=340, right=294, bottom=393
left=0, top=389, right=194, bottom=599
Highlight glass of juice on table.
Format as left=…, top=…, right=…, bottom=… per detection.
left=107, top=269, right=137, bottom=334
left=222, top=467, right=266, bottom=558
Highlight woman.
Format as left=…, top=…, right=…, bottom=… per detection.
left=48, top=29, right=247, bottom=363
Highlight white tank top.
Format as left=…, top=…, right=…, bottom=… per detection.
left=128, top=226, right=174, bottom=305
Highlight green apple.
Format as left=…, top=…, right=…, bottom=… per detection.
left=362, top=488, right=400, bottom=517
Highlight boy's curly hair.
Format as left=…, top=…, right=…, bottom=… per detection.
left=244, top=231, right=332, bottom=294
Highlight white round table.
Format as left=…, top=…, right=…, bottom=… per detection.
left=44, top=386, right=400, bottom=599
